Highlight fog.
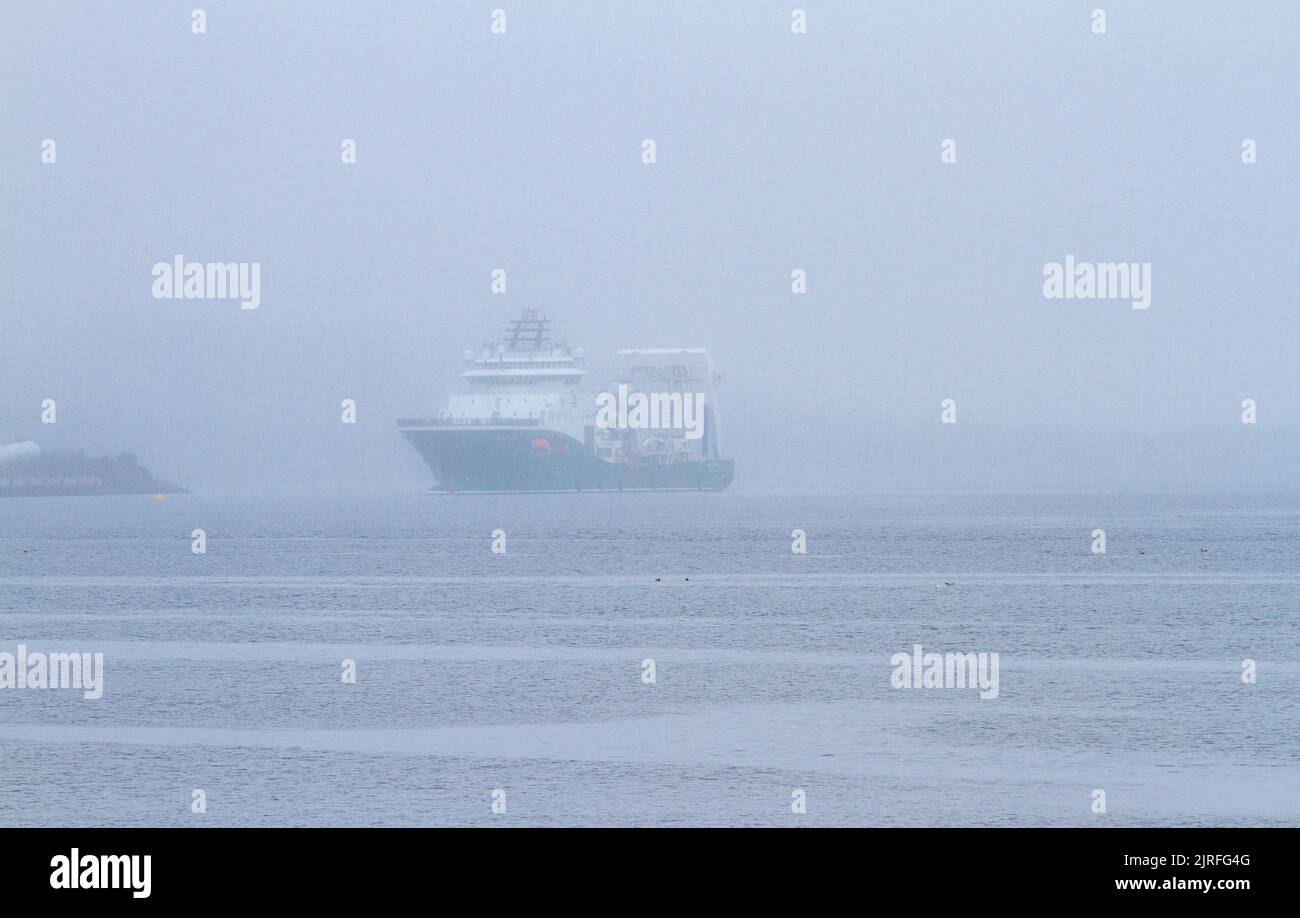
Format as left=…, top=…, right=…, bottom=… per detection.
left=2, top=2, right=1295, bottom=491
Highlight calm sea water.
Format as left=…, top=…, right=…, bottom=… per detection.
left=0, top=490, right=1296, bottom=827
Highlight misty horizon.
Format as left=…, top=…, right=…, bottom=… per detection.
left=3, top=2, right=1295, bottom=491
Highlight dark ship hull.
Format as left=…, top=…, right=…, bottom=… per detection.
left=0, top=453, right=187, bottom=497
left=401, top=427, right=734, bottom=492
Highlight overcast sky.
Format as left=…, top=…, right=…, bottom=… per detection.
left=2, top=2, right=1295, bottom=490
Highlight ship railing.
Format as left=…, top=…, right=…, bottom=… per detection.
left=396, top=417, right=543, bottom=428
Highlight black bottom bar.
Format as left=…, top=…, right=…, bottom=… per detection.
left=1, top=827, right=1287, bottom=903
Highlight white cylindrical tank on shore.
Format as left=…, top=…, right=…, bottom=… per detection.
left=0, top=441, right=41, bottom=463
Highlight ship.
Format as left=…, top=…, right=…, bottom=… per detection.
left=398, top=309, right=734, bottom=492
left=0, top=441, right=187, bottom=497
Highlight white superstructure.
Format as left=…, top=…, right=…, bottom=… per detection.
left=413, top=309, right=589, bottom=440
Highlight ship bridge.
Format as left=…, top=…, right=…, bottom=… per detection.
left=461, top=309, right=587, bottom=387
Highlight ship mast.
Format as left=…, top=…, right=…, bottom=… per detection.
left=504, top=308, right=551, bottom=351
